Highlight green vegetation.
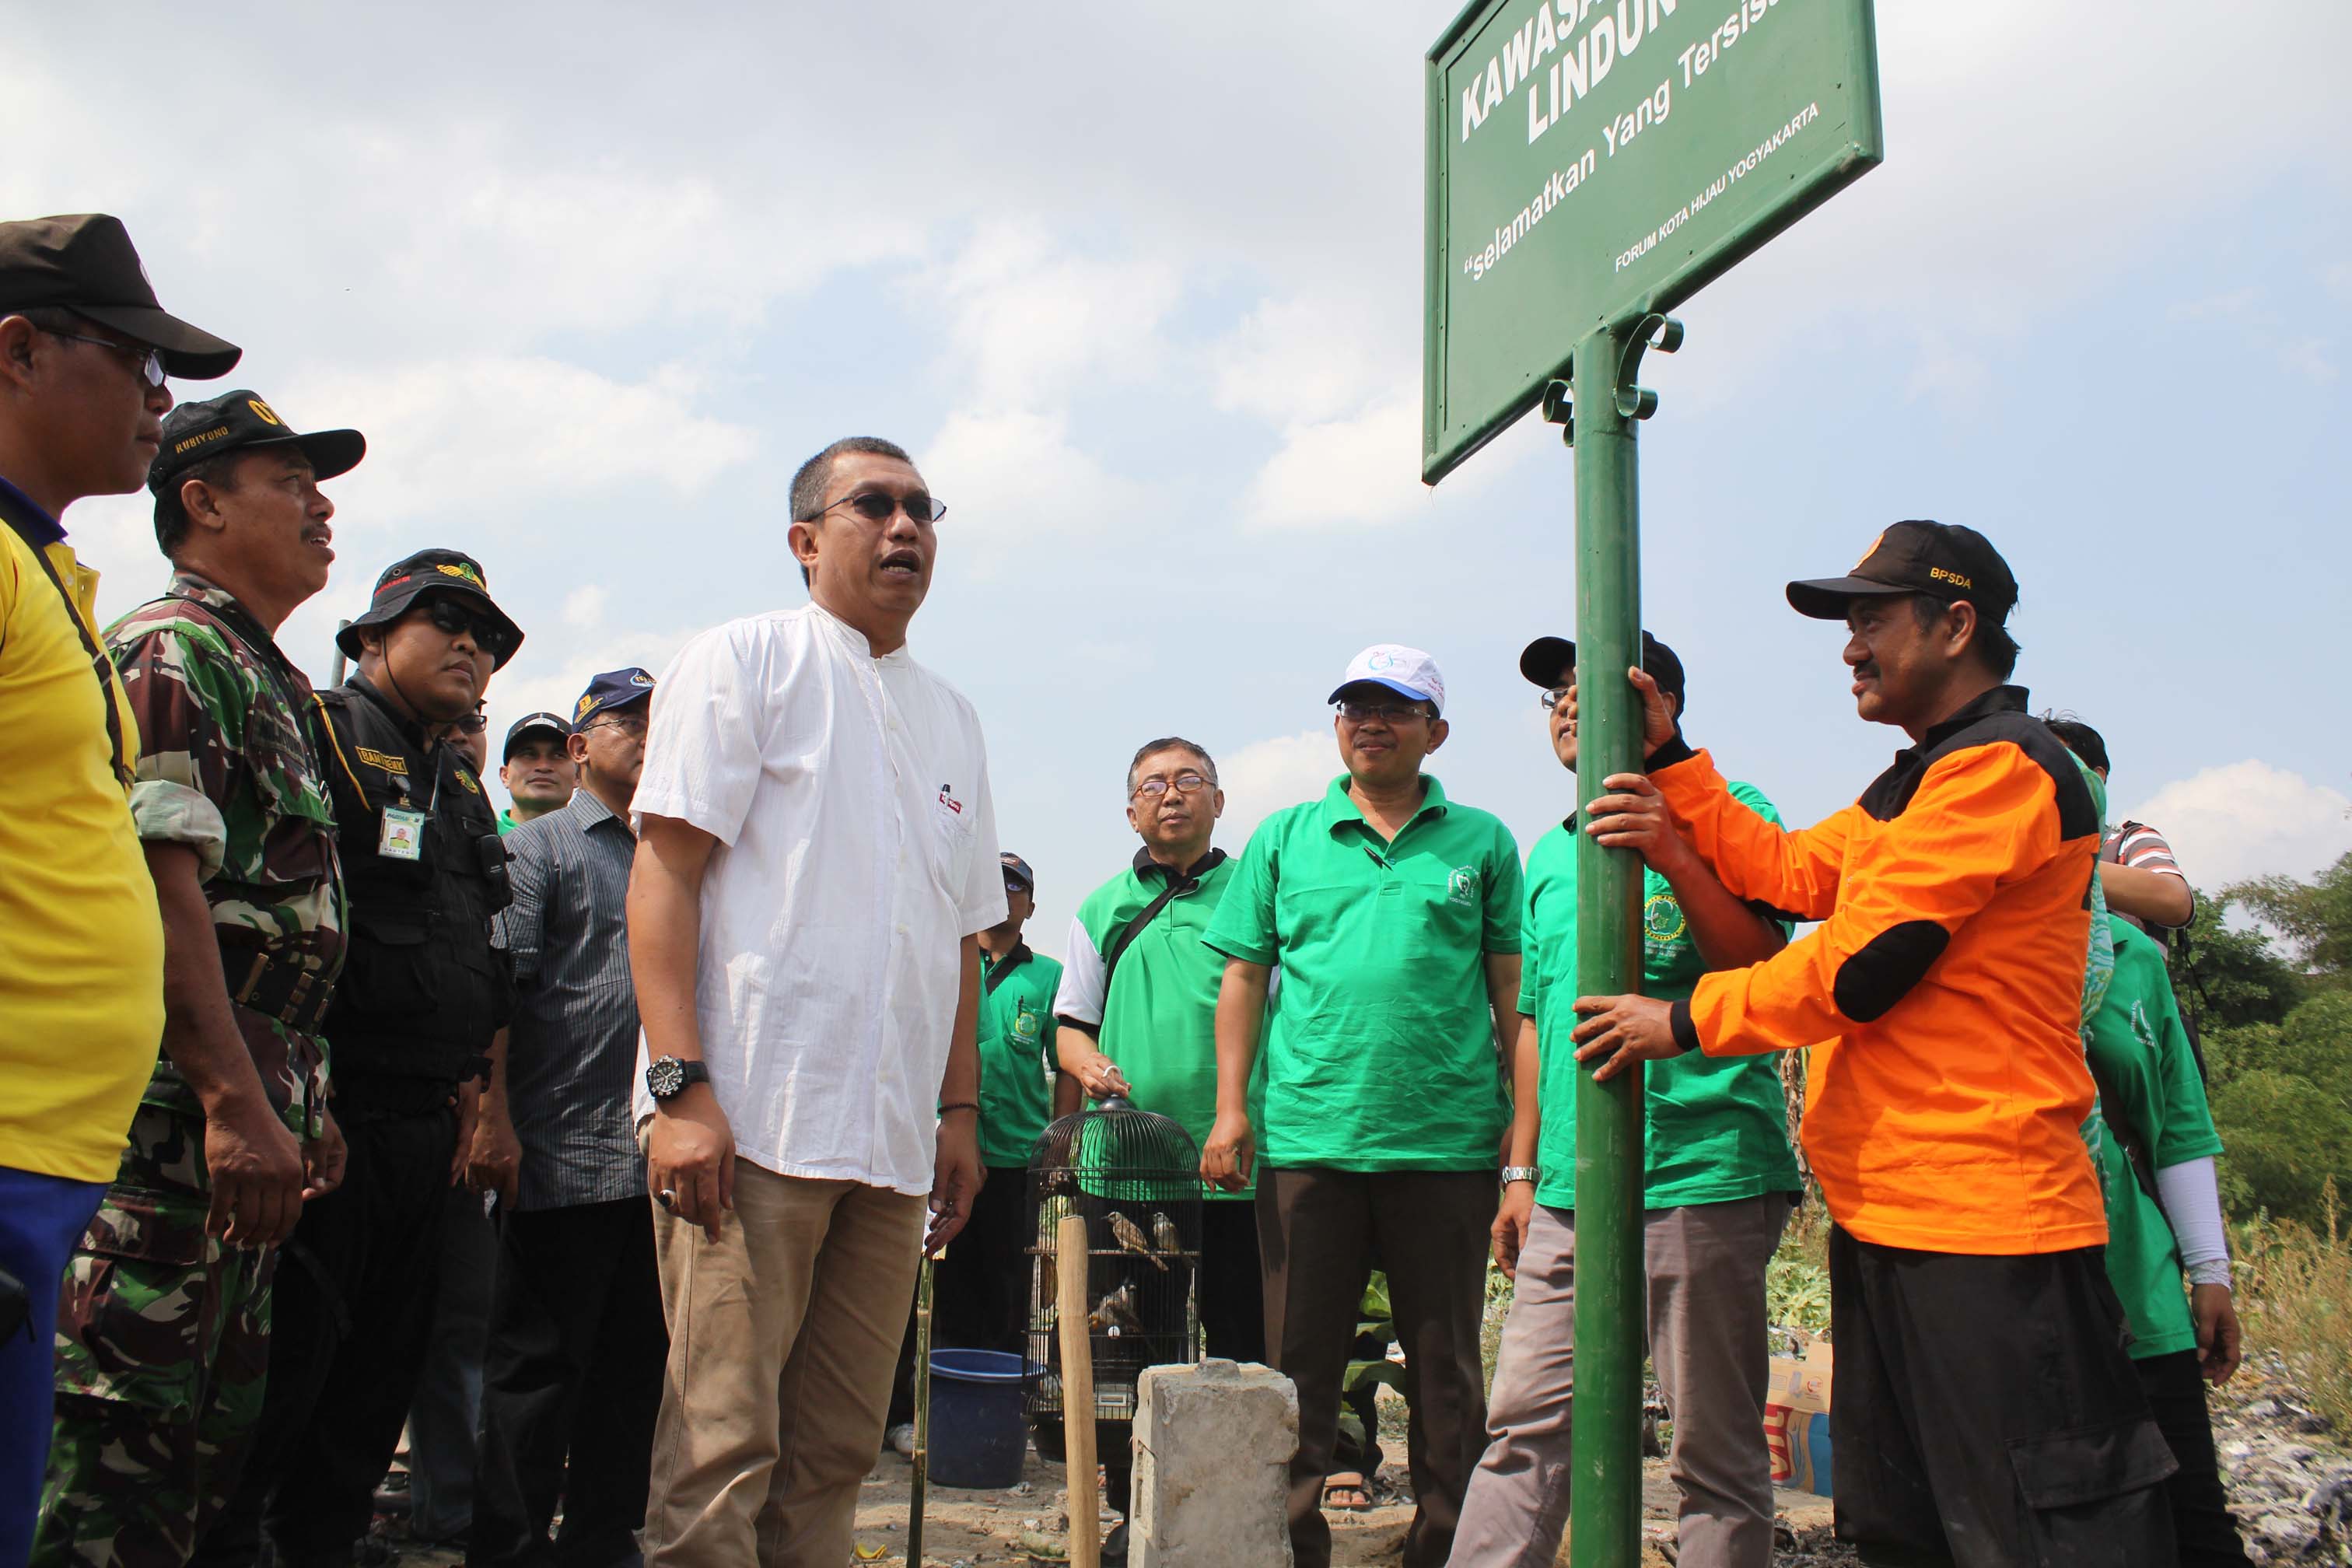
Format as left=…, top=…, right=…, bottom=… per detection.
left=2233, top=1184, right=2352, bottom=1433
left=2175, top=854, right=2352, bottom=1228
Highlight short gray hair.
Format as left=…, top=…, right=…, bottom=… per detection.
left=1125, top=737, right=1216, bottom=798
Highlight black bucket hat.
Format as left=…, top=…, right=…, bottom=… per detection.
left=149, top=390, right=364, bottom=497
left=337, top=549, right=524, bottom=670
left=0, top=214, right=242, bottom=380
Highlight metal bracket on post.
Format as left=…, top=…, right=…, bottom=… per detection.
left=1612, top=313, right=1684, bottom=422
left=1540, top=377, right=1573, bottom=447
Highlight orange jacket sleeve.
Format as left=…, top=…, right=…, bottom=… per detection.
left=1650, top=745, right=1850, bottom=922
left=1671, top=740, right=2070, bottom=1058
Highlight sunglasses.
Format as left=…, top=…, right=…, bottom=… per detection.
left=818, top=489, right=947, bottom=525
left=418, top=596, right=518, bottom=661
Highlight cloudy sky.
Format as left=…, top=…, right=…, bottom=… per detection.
left=9, top=2, right=2347, bottom=944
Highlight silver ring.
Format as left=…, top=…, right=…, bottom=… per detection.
left=657, top=1188, right=677, bottom=1209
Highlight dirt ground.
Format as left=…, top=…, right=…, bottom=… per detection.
left=839, top=1445, right=1837, bottom=1566
left=387, top=1443, right=1832, bottom=1566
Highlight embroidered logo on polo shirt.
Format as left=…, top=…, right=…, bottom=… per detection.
left=1644, top=891, right=1687, bottom=946
left=1447, top=866, right=1479, bottom=906
left=1013, top=1006, right=1041, bottom=1042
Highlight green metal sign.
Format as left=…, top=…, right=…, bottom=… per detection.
left=1423, top=0, right=1883, bottom=481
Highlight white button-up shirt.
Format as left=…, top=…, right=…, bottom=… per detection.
left=632, top=603, right=1004, bottom=1194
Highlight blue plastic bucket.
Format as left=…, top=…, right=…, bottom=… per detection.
left=927, top=1349, right=1031, bottom=1489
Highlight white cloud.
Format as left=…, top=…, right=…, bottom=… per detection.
left=2280, top=337, right=2338, bottom=384
left=284, top=357, right=755, bottom=528
left=1211, top=290, right=1404, bottom=427
left=564, top=585, right=609, bottom=628
left=926, top=407, right=1141, bottom=549
left=1242, top=394, right=1426, bottom=530
left=2126, top=761, right=2352, bottom=892
left=923, top=223, right=1182, bottom=408
left=1217, top=728, right=1338, bottom=842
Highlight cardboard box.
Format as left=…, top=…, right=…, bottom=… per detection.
left=1763, top=1330, right=1834, bottom=1496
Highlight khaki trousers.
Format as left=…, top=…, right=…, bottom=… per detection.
left=642, top=1163, right=926, bottom=1568
left=1450, top=1194, right=1790, bottom=1568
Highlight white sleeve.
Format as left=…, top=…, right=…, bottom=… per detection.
left=954, top=726, right=1007, bottom=938
left=2157, top=1156, right=2232, bottom=1286
left=632, top=625, right=767, bottom=845
left=1055, top=914, right=1107, bottom=1027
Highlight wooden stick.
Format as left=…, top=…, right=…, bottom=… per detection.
left=1056, top=1213, right=1100, bottom=1568
left=910, top=1253, right=933, bottom=1566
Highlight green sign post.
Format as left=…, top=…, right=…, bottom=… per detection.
left=1423, top=1, right=1881, bottom=1561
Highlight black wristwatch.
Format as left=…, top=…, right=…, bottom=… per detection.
left=646, top=1055, right=711, bottom=1103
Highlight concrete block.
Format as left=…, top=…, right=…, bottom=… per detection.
left=1132, top=1358, right=1297, bottom=1567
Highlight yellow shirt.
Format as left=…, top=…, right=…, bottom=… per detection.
left=0, top=510, right=164, bottom=1182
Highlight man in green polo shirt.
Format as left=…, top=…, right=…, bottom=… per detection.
left=497, top=711, right=575, bottom=835
left=884, top=852, right=1059, bottom=1457
left=1201, top=644, right=1523, bottom=1568
left=1451, top=634, right=1800, bottom=1568
left=1056, top=737, right=1265, bottom=1363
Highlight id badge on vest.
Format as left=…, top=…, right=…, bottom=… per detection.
left=379, top=804, right=428, bottom=862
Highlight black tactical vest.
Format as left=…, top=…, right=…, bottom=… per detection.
left=311, top=676, right=511, bottom=1091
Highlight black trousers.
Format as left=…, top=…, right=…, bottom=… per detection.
left=192, top=1104, right=457, bottom=1568
left=1257, top=1168, right=1493, bottom=1568
left=471, top=1197, right=667, bottom=1568
left=1827, top=1226, right=2180, bottom=1568
left=1197, top=1198, right=1265, bottom=1366
left=2137, top=1349, right=2253, bottom=1567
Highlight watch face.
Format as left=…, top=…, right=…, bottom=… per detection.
left=648, top=1056, right=684, bottom=1100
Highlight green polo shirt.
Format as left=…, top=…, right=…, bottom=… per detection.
left=1202, top=773, right=1521, bottom=1172
left=977, top=943, right=1062, bottom=1169
left=1521, top=781, right=1804, bottom=1212
left=497, top=807, right=518, bottom=837
left=1064, top=850, right=1267, bottom=1199
left=2084, top=920, right=2222, bottom=1361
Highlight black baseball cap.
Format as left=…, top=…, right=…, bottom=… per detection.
left=502, top=711, right=570, bottom=761
left=336, top=549, right=525, bottom=669
left=149, top=390, right=364, bottom=498
left=1787, top=520, right=2018, bottom=623
left=1000, top=852, right=1036, bottom=892
left=1518, top=630, right=1688, bottom=717
left=0, top=214, right=241, bottom=379
left=573, top=667, right=656, bottom=725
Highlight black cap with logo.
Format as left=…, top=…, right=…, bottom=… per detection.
left=1518, top=630, right=1689, bottom=718
left=573, top=667, right=656, bottom=726
left=0, top=214, right=241, bottom=379
left=1786, top=520, right=2018, bottom=624
left=1000, top=852, right=1036, bottom=892
left=149, top=390, right=365, bottom=497
left=337, top=548, right=525, bottom=670
left=502, top=711, right=570, bottom=761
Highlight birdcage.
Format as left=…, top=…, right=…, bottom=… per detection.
left=1024, top=1095, right=1202, bottom=1463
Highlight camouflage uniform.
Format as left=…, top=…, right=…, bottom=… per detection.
left=33, top=571, right=345, bottom=1568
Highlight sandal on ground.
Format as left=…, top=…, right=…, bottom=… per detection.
left=1323, top=1471, right=1374, bottom=1512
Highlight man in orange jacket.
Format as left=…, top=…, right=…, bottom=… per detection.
left=1570, top=521, right=2178, bottom=1567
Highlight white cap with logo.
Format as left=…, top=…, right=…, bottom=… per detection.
left=1328, top=644, right=1446, bottom=716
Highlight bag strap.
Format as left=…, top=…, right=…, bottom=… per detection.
left=0, top=499, right=132, bottom=788
left=1100, top=875, right=1194, bottom=1003
left=983, top=946, right=1028, bottom=996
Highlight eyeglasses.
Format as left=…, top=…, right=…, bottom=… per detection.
left=1335, top=700, right=1432, bottom=724
left=583, top=712, right=649, bottom=738
left=1538, top=687, right=1571, bottom=712
left=40, top=325, right=165, bottom=388
left=817, top=489, right=947, bottom=526
left=1133, top=772, right=1214, bottom=799
left=418, top=597, right=518, bottom=661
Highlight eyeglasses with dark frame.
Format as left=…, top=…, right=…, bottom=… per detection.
left=1538, top=687, right=1573, bottom=712
left=582, top=712, right=649, bottom=739
left=1335, top=699, right=1433, bottom=724
left=1132, top=772, right=1215, bottom=800
left=38, top=324, right=166, bottom=388
left=815, top=489, right=947, bottom=526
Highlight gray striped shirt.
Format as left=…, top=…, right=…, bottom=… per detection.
left=500, top=786, right=645, bottom=1210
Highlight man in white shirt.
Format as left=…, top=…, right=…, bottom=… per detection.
left=625, top=436, right=1003, bottom=1566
